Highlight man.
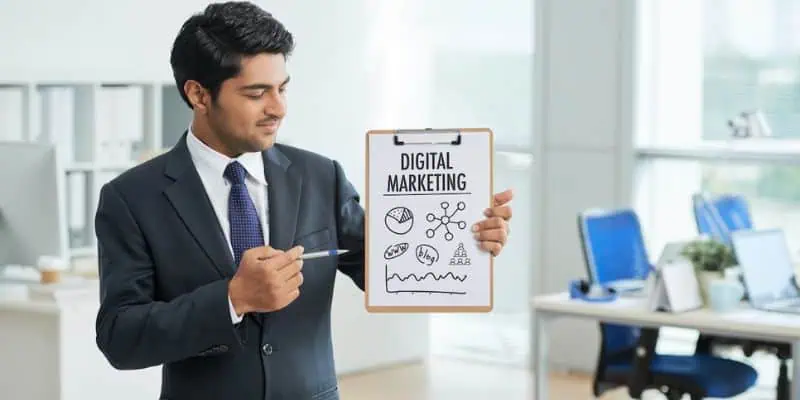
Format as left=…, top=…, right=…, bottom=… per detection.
left=94, top=2, right=513, bottom=399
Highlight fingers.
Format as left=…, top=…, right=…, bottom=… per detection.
left=250, top=246, right=284, bottom=260
left=276, top=269, right=304, bottom=308
left=278, top=259, right=303, bottom=281
left=274, top=245, right=305, bottom=286
left=474, top=228, right=508, bottom=245
left=286, top=245, right=304, bottom=260
left=484, top=205, right=512, bottom=221
left=262, top=261, right=304, bottom=312
left=248, top=246, right=306, bottom=312
left=473, top=217, right=506, bottom=232
left=493, top=189, right=513, bottom=206
left=282, top=288, right=301, bottom=306
left=480, top=241, right=503, bottom=257
left=270, top=287, right=301, bottom=312
left=474, top=213, right=508, bottom=257
left=265, top=245, right=304, bottom=271
left=286, top=270, right=304, bottom=289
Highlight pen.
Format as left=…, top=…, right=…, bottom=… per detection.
left=300, top=249, right=350, bottom=260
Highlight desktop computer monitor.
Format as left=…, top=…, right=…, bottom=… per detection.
left=0, top=141, right=67, bottom=268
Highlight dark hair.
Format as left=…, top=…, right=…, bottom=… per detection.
left=170, top=1, right=295, bottom=108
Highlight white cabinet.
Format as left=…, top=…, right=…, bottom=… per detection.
left=0, top=288, right=161, bottom=400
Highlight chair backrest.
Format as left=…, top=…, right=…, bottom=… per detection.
left=692, top=193, right=753, bottom=244
left=578, top=208, right=651, bottom=355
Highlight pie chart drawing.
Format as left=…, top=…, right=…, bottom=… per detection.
left=385, top=206, right=414, bottom=235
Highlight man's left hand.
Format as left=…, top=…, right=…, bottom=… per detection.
left=472, top=189, right=513, bottom=257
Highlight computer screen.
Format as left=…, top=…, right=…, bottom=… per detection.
left=0, top=141, right=67, bottom=268
left=732, top=229, right=799, bottom=306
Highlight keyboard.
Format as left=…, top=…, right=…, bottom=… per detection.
left=762, top=298, right=800, bottom=313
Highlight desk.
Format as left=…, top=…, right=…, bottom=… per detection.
left=0, top=280, right=161, bottom=400
left=532, top=293, right=800, bottom=400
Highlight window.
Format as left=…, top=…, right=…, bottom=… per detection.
left=638, top=0, right=800, bottom=146
left=636, top=0, right=800, bottom=262
left=635, top=0, right=800, bottom=393
left=413, top=0, right=535, bottom=367
left=703, top=0, right=800, bottom=140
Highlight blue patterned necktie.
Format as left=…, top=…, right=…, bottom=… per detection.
left=224, top=161, right=265, bottom=269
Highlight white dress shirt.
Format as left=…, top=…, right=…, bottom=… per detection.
left=185, top=127, right=269, bottom=324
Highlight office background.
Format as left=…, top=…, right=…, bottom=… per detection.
left=0, top=0, right=796, bottom=398
left=0, top=0, right=534, bottom=380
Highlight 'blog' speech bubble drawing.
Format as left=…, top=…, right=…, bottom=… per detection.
left=415, top=244, right=439, bottom=266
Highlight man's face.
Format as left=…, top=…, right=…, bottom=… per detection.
left=208, top=53, right=289, bottom=154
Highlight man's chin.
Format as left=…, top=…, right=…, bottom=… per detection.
left=249, top=135, right=276, bottom=152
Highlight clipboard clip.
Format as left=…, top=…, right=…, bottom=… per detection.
left=393, top=128, right=462, bottom=146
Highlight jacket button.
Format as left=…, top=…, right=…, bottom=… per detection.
left=261, top=344, right=273, bottom=355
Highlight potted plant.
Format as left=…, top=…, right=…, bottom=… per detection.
left=680, top=238, right=738, bottom=303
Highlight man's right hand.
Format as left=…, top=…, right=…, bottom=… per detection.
left=228, top=245, right=305, bottom=315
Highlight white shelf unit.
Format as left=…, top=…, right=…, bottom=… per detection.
left=0, top=81, right=192, bottom=265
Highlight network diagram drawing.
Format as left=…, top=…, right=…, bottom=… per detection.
left=425, top=201, right=467, bottom=241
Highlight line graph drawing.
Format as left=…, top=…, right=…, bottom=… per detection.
left=388, top=270, right=468, bottom=283
left=384, top=265, right=467, bottom=295
left=426, top=201, right=467, bottom=241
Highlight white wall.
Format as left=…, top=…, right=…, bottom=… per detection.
left=2, top=0, right=648, bottom=377
left=533, top=0, right=637, bottom=372
left=0, top=0, right=427, bottom=375
left=0, top=1, right=188, bottom=82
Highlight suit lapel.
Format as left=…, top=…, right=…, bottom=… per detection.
left=163, top=134, right=235, bottom=278
left=264, top=146, right=302, bottom=251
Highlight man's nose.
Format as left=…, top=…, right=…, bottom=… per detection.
left=265, top=92, right=286, bottom=117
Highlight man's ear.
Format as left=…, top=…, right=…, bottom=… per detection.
left=184, top=80, right=209, bottom=113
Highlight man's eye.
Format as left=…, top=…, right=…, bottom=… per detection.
left=246, top=91, right=265, bottom=99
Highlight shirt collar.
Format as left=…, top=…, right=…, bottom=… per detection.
left=186, top=125, right=267, bottom=186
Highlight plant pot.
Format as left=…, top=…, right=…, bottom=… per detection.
left=697, top=270, right=725, bottom=305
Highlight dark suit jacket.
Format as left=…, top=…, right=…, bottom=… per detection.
left=94, top=134, right=365, bottom=400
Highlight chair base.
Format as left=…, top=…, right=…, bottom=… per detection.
left=698, top=334, right=792, bottom=400
left=595, top=373, right=705, bottom=400
left=778, top=360, right=790, bottom=400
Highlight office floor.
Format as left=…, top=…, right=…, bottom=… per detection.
left=337, top=358, right=776, bottom=399
left=337, top=358, right=603, bottom=400
left=338, top=358, right=531, bottom=400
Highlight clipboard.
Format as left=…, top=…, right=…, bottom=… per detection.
left=364, top=128, right=494, bottom=313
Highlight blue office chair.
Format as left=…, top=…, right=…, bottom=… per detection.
left=692, top=192, right=791, bottom=400
left=692, top=192, right=753, bottom=245
left=578, top=208, right=758, bottom=399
